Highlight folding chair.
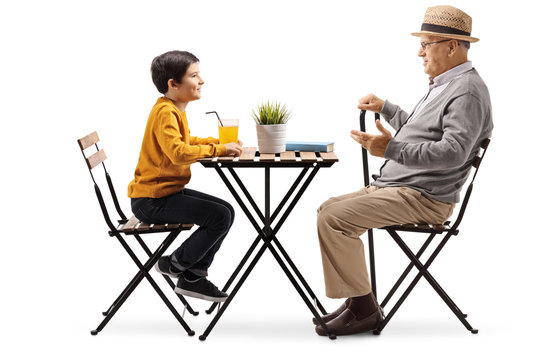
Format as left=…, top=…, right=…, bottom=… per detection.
left=77, top=131, right=198, bottom=336
left=359, top=110, right=490, bottom=335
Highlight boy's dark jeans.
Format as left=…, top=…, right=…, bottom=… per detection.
left=131, top=188, right=234, bottom=277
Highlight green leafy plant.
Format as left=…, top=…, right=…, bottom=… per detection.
left=251, top=100, right=291, bottom=125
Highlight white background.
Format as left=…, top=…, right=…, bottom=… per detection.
left=1, top=0, right=539, bottom=359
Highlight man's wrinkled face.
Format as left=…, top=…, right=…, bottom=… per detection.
left=418, top=35, right=453, bottom=78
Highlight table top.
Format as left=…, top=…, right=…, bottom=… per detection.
left=197, top=147, right=339, bottom=168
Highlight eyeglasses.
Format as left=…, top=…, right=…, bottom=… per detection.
left=420, top=39, right=451, bottom=50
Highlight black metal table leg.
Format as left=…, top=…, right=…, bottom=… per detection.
left=199, top=242, right=270, bottom=340
left=230, top=165, right=328, bottom=315
left=205, top=235, right=262, bottom=315
left=205, top=167, right=313, bottom=315
left=265, top=241, right=335, bottom=339
left=199, top=163, right=332, bottom=339
left=272, top=238, right=327, bottom=315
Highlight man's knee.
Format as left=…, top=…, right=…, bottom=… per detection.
left=318, top=200, right=374, bottom=239
left=317, top=205, right=342, bottom=232
left=317, top=198, right=331, bottom=215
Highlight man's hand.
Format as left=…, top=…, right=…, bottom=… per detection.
left=357, top=93, right=384, bottom=113
left=225, top=142, right=243, bottom=156
left=350, top=120, right=392, bottom=158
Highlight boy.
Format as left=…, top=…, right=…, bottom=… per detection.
left=128, top=50, right=243, bottom=302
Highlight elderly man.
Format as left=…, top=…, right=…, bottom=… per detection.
left=315, top=5, right=493, bottom=336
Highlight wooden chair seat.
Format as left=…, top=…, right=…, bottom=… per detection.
left=382, top=222, right=453, bottom=234
left=118, top=215, right=193, bottom=234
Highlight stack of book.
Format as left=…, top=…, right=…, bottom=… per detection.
left=285, top=141, right=334, bottom=152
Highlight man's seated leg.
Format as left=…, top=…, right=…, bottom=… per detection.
left=315, top=186, right=453, bottom=335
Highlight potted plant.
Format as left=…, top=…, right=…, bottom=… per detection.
left=251, top=100, right=291, bottom=153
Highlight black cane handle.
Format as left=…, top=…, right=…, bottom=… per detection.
left=359, top=110, right=380, bottom=187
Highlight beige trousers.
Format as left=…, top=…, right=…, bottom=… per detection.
left=317, top=186, right=455, bottom=298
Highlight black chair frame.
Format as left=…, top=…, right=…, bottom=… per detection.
left=359, top=110, right=490, bottom=335
left=77, top=131, right=198, bottom=336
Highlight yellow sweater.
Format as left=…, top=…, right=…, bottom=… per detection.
left=128, top=97, right=227, bottom=198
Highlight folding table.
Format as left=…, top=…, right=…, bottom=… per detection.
left=196, top=148, right=338, bottom=340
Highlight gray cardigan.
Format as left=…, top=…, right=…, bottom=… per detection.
left=372, top=68, right=493, bottom=203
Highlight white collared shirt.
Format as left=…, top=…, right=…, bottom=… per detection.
left=407, top=61, right=473, bottom=124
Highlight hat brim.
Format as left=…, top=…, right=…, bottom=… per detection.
left=411, top=31, right=479, bottom=43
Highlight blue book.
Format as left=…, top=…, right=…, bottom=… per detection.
left=286, top=141, right=334, bottom=152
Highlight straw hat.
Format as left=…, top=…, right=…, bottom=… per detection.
left=411, top=5, right=479, bottom=42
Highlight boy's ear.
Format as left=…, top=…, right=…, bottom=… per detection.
left=167, top=79, right=178, bottom=89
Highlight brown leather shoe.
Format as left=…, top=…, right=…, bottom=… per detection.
left=315, top=306, right=383, bottom=336
left=312, top=299, right=350, bottom=325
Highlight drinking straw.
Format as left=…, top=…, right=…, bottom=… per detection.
left=205, top=111, right=224, bottom=127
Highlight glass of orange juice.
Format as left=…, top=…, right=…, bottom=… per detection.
left=218, top=119, right=239, bottom=144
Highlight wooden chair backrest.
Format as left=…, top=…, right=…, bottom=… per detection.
left=77, top=131, right=189, bottom=235
left=78, top=131, right=107, bottom=170
left=77, top=131, right=128, bottom=231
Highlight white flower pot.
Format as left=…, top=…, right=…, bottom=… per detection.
left=256, top=124, right=287, bottom=154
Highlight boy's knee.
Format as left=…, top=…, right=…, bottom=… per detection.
left=210, top=206, right=233, bottom=232
left=219, top=200, right=235, bottom=224
left=227, top=204, right=235, bottom=222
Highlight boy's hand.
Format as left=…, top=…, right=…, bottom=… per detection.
left=225, top=142, right=243, bottom=156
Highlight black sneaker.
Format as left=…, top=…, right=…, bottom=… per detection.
left=154, top=255, right=183, bottom=279
left=174, top=277, right=228, bottom=302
